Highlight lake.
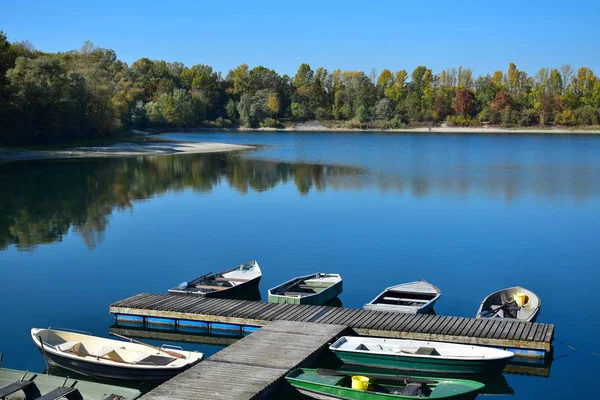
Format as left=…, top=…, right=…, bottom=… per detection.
left=1, top=131, right=599, bottom=398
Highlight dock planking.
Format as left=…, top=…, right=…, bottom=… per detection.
left=111, top=293, right=554, bottom=354
left=140, top=320, right=348, bottom=400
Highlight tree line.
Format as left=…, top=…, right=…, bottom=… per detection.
left=1, top=31, right=600, bottom=144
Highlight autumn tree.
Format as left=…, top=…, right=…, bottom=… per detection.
left=454, top=89, right=475, bottom=116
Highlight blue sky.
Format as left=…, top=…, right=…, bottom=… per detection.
left=1, top=0, right=599, bottom=77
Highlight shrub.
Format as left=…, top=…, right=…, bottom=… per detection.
left=315, top=107, right=331, bottom=121
left=518, top=109, right=539, bottom=127
left=445, top=115, right=473, bottom=127
left=260, top=117, right=281, bottom=128
left=554, top=110, right=576, bottom=126
left=215, top=117, right=232, bottom=128
left=574, top=107, right=600, bottom=126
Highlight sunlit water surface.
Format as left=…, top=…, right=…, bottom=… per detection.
left=1, top=131, right=599, bottom=398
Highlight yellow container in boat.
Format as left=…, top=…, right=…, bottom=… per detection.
left=514, top=293, right=528, bottom=307
left=351, top=376, right=369, bottom=391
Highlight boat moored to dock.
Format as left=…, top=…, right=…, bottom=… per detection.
left=268, top=272, right=343, bottom=305
left=330, top=336, right=514, bottom=374
left=0, top=365, right=141, bottom=399
left=476, top=286, right=541, bottom=322
left=168, top=260, right=262, bottom=298
left=31, top=328, right=203, bottom=381
left=364, top=281, right=441, bottom=314
left=285, top=368, right=485, bottom=400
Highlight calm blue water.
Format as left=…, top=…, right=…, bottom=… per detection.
left=1, top=131, right=599, bottom=398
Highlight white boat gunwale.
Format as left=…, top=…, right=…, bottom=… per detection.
left=31, top=328, right=203, bottom=370
left=329, top=336, right=514, bottom=362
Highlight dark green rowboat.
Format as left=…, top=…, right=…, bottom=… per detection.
left=285, top=368, right=484, bottom=400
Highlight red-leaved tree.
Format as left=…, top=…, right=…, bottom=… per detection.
left=454, top=89, right=475, bottom=116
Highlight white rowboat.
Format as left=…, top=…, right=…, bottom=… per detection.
left=31, top=328, right=203, bottom=381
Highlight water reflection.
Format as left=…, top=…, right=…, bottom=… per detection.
left=0, top=153, right=363, bottom=251
left=2, top=142, right=600, bottom=252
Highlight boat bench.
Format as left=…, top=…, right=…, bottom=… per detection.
left=297, top=284, right=329, bottom=289
left=382, top=296, right=428, bottom=303
left=0, top=380, right=34, bottom=398
left=37, top=387, right=79, bottom=400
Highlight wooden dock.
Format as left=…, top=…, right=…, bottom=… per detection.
left=110, top=293, right=554, bottom=356
left=140, top=320, right=348, bottom=399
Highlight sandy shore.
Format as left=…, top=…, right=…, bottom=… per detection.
left=184, top=122, right=600, bottom=135
left=0, top=141, right=253, bottom=162
left=396, top=126, right=600, bottom=134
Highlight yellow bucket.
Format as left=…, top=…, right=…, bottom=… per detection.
left=513, top=293, right=529, bottom=307
left=351, top=376, right=369, bottom=391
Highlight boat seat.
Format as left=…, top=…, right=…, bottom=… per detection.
left=400, top=382, right=431, bottom=397
left=415, top=347, right=439, bottom=356
left=36, top=387, right=79, bottom=400
left=0, top=380, right=34, bottom=397
left=297, top=284, right=329, bottom=289
left=194, top=284, right=228, bottom=290
left=382, top=296, right=428, bottom=303
left=136, top=355, right=176, bottom=366
left=283, top=291, right=310, bottom=297
left=65, top=342, right=92, bottom=357
left=215, top=277, right=249, bottom=282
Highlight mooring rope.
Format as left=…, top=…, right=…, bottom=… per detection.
left=556, top=339, right=600, bottom=358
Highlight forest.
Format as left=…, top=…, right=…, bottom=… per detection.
left=1, top=30, right=600, bottom=144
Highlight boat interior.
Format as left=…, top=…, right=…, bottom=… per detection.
left=296, top=371, right=438, bottom=397
left=481, top=289, right=539, bottom=320
left=35, top=330, right=190, bottom=367
left=372, top=290, right=437, bottom=307
left=185, top=261, right=259, bottom=293
left=272, top=274, right=339, bottom=297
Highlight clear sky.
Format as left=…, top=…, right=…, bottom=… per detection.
left=1, top=0, right=599, bottom=77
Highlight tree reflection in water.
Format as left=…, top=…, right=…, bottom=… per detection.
left=0, top=153, right=363, bottom=251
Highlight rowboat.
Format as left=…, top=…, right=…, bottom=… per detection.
left=0, top=365, right=141, bottom=399
left=168, top=260, right=261, bottom=298
left=268, top=273, right=342, bottom=305
left=329, top=336, right=514, bottom=374
left=31, top=328, right=203, bottom=381
left=364, top=281, right=441, bottom=314
left=476, top=286, right=541, bottom=322
left=285, top=368, right=484, bottom=400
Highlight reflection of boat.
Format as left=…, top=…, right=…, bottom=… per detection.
left=476, top=287, right=541, bottom=322
left=169, top=260, right=262, bottom=298
left=268, top=273, right=343, bottom=305
left=330, top=336, right=514, bottom=374
left=0, top=365, right=141, bottom=399
left=31, top=328, right=203, bottom=381
left=286, top=368, right=484, bottom=400
left=324, top=296, right=344, bottom=308
left=364, top=281, right=441, bottom=314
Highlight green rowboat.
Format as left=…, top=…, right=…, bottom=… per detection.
left=0, top=367, right=141, bottom=399
left=285, top=368, right=484, bottom=400
left=268, top=273, right=342, bottom=305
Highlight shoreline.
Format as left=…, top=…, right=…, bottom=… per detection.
left=0, top=141, right=253, bottom=163
left=142, top=125, right=600, bottom=135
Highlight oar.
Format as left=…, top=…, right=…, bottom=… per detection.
left=316, top=368, right=437, bottom=385
left=110, top=332, right=185, bottom=359
left=481, top=301, right=517, bottom=318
